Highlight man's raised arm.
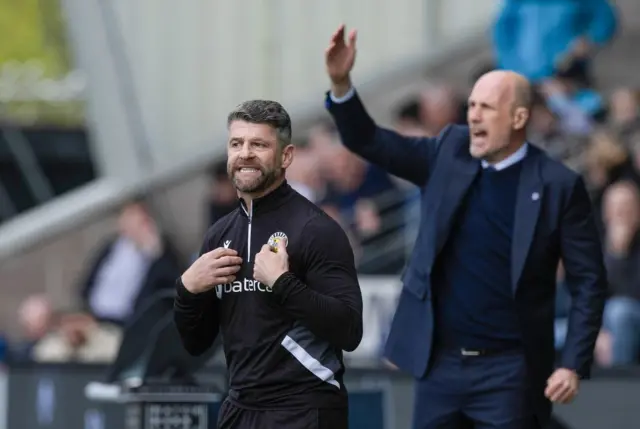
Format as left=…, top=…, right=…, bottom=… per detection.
left=324, top=25, right=443, bottom=186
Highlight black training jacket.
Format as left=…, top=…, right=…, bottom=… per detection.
left=174, top=181, right=363, bottom=410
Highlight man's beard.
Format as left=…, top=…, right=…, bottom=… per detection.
left=230, top=164, right=281, bottom=194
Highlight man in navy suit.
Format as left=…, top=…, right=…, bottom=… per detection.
left=323, top=25, right=607, bottom=429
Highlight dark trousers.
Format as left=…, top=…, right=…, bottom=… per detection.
left=216, top=398, right=348, bottom=429
left=412, top=349, right=539, bottom=429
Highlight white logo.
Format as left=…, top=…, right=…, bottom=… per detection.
left=223, top=240, right=231, bottom=248
left=267, top=232, right=288, bottom=250
left=215, top=278, right=272, bottom=299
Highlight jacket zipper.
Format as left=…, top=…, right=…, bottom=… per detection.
left=242, top=200, right=254, bottom=262
left=248, top=201, right=253, bottom=262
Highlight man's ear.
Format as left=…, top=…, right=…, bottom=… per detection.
left=281, top=144, right=295, bottom=169
left=513, top=107, right=529, bottom=131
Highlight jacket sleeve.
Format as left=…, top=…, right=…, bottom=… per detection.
left=325, top=89, right=444, bottom=187
left=271, top=215, right=363, bottom=351
left=559, top=176, right=608, bottom=378
left=173, top=233, right=220, bottom=356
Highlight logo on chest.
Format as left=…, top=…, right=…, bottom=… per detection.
left=215, top=278, right=272, bottom=298
left=267, top=231, right=288, bottom=251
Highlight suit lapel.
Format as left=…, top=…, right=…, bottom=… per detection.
left=434, top=150, right=480, bottom=255
left=511, top=150, right=543, bottom=292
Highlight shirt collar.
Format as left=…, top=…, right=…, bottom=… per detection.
left=481, top=143, right=528, bottom=171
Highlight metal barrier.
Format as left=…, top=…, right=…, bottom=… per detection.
left=0, top=363, right=411, bottom=429
left=2, top=362, right=640, bottom=429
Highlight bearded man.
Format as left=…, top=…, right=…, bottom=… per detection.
left=173, top=100, right=363, bottom=429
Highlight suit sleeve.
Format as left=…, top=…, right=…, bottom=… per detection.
left=559, top=176, right=607, bottom=378
left=173, top=233, right=220, bottom=356
left=271, top=215, right=363, bottom=351
left=325, top=90, right=444, bottom=187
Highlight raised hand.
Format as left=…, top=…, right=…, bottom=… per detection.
left=181, top=248, right=243, bottom=294
left=325, top=24, right=357, bottom=96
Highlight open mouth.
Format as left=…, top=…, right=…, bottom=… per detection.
left=472, top=130, right=488, bottom=138
left=237, top=167, right=260, bottom=173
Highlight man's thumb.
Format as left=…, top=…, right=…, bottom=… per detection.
left=276, top=239, right=287, bottom=253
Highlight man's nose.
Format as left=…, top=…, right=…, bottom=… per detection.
left=468, top=108, right=481, bottom=123
left=239, top=143, right=254, bottom=158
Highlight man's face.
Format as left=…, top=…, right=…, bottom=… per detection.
left=605, top=186, right=640, bottom=228
left=420, top=87, right=458, bottom=135
left=118, top=203, right=148, bottom=238
left=467, top=78, right=515, bottom=161
left=227, top=120, right=292, bottom=194
left=610, top=89, right=638, bottom=125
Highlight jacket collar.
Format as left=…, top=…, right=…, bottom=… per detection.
left=238, top=180, right=292, bottom=217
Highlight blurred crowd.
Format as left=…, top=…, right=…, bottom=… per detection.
left=7, top=0, right=640, bottom=370
left=12, top=198, right=183, bottom=364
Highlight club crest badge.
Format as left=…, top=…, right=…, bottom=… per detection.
left=268, top=232, right=288, bottom=252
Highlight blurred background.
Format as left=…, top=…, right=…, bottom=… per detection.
left=1, top=0, right=640, bottom=428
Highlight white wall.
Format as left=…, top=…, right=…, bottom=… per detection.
left=66, top=0, right=498, bottom=176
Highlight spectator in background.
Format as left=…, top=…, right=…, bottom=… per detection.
left=321, top=145, right=388, bottom=213
left=320, top=144, right=406, bottom=274
left=15, top=298, right=121, bottom=363
left=600, top=181, right=640, bottom=366
left=206, top=159, right=238, bottom=225
left=528, top=90, right=586, bottom=170
left=393, top=98, right=426, bottom=137
left=307, top=119, right=339, bottom=156
left=78, top=197, right=182, bottom=324
left=583, top=131, right=640, bottom=233
left=609, top=88, right=640, bottom=141
left=418, top=84, right=463, bottom=136
left=539, top=77, right=595, bottom=136
left=12, top=294, right=55, bottom=361
left=17, top=197, right=183, bottom=363
left=286, top=144, right=325, bottom=202
left=493, top=0, right=618, bottom=83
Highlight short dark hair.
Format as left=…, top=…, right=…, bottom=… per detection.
left=395, top=98, right=421, bottom=122
left=227, top=100, right=292, bottom=148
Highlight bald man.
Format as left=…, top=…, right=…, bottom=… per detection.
left=324, top=26, right=606, bottom=429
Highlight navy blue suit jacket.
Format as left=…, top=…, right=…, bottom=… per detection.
left=326, top=90, right=607, bottom=419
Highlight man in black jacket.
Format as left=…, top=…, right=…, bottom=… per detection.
left=174, top=100, right=363, bottom=429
